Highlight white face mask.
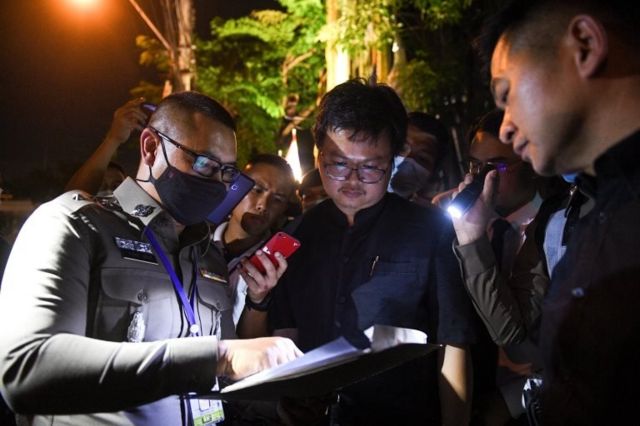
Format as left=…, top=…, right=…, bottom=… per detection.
left=389, top=156, right=432, bottom=198
left=392, top=154, right=406, bottom=172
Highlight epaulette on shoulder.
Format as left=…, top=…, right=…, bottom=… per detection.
left=93, top=194, right=146, bottom=230
left=57, top=191, right=124, bottom=216
left=56, top=190, right=96, bottom=212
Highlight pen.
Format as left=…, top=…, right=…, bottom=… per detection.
left=369, top=255, right=379, bottom=277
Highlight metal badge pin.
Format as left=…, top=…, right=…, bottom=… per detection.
left=132, top=204, right=156, bottom=217
left=189, top=324, right=200, bottom=336
left=127, top=311, right=146, bottom=343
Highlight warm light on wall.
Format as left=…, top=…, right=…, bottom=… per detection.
left=284, top=128, right=303, bottom=182
left=67, top=0, right=100, bottom=10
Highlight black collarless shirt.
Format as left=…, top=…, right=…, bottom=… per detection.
left=269, top=193, right=477, bottom=424
left=542, top=130, right=640, bottom=382
left=270, top=192, right=476, bottom=351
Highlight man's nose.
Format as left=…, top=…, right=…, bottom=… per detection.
left=256, top=193, right=268, bottom=212
left=347, top=167, right=360, bottom=183
left=499, top=112, right=516, bottom=145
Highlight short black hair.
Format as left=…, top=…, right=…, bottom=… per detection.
left=107, top=161, right=126, bottom=176
left=313, top=78, right=407, bottom=157
left=298, top=168, right=322, bottom=197
left=407, top=112, right=450, bottom=165
left=150, top=91, right=236, bottom=132
left=245, top=153, right=295, bottom=182
left=475, top=0, right=640, bottom=76
left=469, top=109, right=504, bottom=144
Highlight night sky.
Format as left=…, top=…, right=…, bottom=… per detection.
left=0, top=0, right=278, bottom=187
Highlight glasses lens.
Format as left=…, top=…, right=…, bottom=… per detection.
left=325, top=164, right=349, bottom=180
left=192, top=156, right=220, bottom=178
left=221, top=166, right=240, bottom=183
left=358, top=167, right=385, bottom=183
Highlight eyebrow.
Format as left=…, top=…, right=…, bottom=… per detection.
left=254, top=181, right=288, bottom=198
left=489, top=80, right=499, bottom=101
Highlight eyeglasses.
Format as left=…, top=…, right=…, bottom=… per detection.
left=321, top=152, right=389, bottom=184
left=468, top=159, right=520, bottom=175
left=149, top=127, right=240, bottom=183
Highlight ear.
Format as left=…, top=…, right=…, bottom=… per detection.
left=140, top=128, right=159, bottom=167
left=399, top=142, right=411, bottom=157
left=567, top=15, right=608, bottom=78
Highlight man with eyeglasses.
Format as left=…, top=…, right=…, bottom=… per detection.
left=0, top=91, right=302, bottom=425
left=269, top=79, right=477, bottom=425
left=447, top=109, right=544, bottom=424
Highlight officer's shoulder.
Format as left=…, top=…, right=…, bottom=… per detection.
left=50, top=190, right=119, bottom=215
left=47, top=190, right=95, bottom=211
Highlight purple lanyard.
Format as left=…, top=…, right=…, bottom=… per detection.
left=144, top=227, right=200, bottom=336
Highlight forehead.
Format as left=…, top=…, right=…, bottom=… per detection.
left=245, top=163, right=294, bottom=193
left=470, top=131, right=519, bottom=161
left=407, top=125, right=438, bottom=148
left=178, top=113, right=237, bottom=164
left=490, top=36, right=518, bottom=92
left=323, top=129, right=392, bottom=160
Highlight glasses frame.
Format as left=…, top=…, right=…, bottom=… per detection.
left=320, top=152, right=390, bottom=184
left=149, top=126, right=239, bottom=183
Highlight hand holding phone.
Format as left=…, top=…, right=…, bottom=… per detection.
left=249, top=232, right=301, bottom=274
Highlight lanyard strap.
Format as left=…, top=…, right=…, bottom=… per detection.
left=144, top=227, right=200, bottom=336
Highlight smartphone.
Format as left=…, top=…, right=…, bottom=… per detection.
left=207, top=172, right=255, bottom=226
left=141, top=102, right=157, bottom=113
left=249, top=231, right=301, bottom=274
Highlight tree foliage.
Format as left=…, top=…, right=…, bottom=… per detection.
left=196, top=0, right=325, bottom=165
left=321, top=0, right=472, bottom=55
left=129, top=0, right=505, bottom=165
left=130, top=35, right=168, bottom=103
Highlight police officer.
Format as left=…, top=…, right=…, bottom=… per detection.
left=0, top=91, right=301, bottom=425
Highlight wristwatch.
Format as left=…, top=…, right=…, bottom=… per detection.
left=245, top=292, right=272, bottom=312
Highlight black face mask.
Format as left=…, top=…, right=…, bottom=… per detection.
left=150, top=164, right=227, bottom=226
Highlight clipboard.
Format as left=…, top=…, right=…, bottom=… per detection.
left=195, top=325, right=441, bottom=401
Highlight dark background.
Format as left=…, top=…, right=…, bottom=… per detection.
left=0, top=0, right=277, bottom=194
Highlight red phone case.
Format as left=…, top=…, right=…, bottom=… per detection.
left=249, top=232, right=301, bottom=274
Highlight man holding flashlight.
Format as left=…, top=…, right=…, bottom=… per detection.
left=474, top=0, right=640, bottom=423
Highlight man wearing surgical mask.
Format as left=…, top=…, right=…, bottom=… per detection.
left=0, top=91, right=302, bottom=425
left=389, top=112, right=461, bottom=205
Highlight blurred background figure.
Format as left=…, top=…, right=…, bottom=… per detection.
left=297, top=168, right=327, bottom=212
left=66, top=98, right=151, bottom=195
left=96, top=161, right=126, bottom=197
left=389, top=112, right=462, bottom=206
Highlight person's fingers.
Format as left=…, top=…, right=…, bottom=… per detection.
left=463, top=172, right=474, bottom=185
left=256, top=250, right=276, bottom=278
left=240, top=256, right=274, bottom=301
left=481, top=169, right=499, bottom=205
left=273, top=252, right=288, bottom=280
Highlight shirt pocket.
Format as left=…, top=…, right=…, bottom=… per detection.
left=371, top=259, right=419, bottom=276
left=353, top=259, right=427, bottom=330
left=195, top=277, right=233, bottom=338
left=97, top=268, right=176, bottom=341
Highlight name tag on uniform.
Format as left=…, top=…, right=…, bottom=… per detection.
left=189, top=397, right=224, bottom=425
left=114, top=237, right=158, bottom=264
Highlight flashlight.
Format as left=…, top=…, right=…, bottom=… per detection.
left=447, top=164, right=495, bottom=218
